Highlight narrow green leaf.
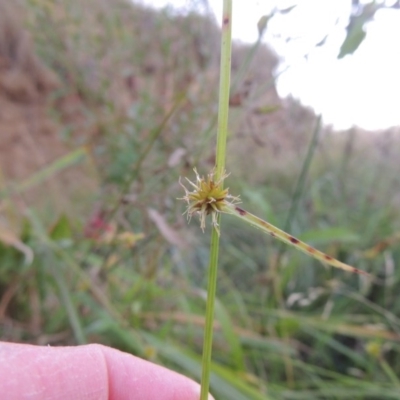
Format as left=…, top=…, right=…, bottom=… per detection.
left=214, top=297, right=245, bottom=370
left=298, top=227, right=360, bottom=245
left=49, top=214, right=72, bottom=241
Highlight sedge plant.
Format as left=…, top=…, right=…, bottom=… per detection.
left=179, top=1, right=371, bottom=398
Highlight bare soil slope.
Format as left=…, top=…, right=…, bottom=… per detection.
left=0, top=1, right=61, bottom=180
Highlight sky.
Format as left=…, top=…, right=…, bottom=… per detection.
left=135, top=0, right=400, bottom=130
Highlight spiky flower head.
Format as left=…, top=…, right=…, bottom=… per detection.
left=179, top=168, right=240, bottom=235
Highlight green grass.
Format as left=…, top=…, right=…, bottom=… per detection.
left=1, top=1, right=400, bottom=399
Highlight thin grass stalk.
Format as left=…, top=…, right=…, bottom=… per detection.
left=111, top=93, right=186, bottom=214
left=200, top=1, right=232, bottom=399
left=49, top=257, right=87, bottom=344
left=214, top=1, right=232, bottom=181
left=273, top=115, right=321, bottom=385
left=280, top=115, right=322, bottom=237
left=26, top=211, right=87, bottom=344
left=380, top=358, right=400, bottom=387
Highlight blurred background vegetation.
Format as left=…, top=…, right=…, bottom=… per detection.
left=0, top=0, right=400, bottom=398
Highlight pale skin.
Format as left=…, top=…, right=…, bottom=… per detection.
left=0, top=342, right=214, bottom=400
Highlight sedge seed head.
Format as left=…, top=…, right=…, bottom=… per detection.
left=179, top=168, right=240, bottom=234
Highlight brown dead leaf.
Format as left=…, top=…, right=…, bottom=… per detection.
left=0, top=225, right=33, bottom=264
left=147, top=208, right=186, bottom=248
left=167, top=148, right=187, bottom=167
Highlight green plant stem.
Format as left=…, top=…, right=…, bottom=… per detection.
left=380, top=357, right=400, bottom=387
left=214, top=1, right=232, bottom=181
left=280, top=115, right=322, bottom=237
left=200, top=225, right=220, bottom=400
left=200, top=1, right=232, bottom=399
